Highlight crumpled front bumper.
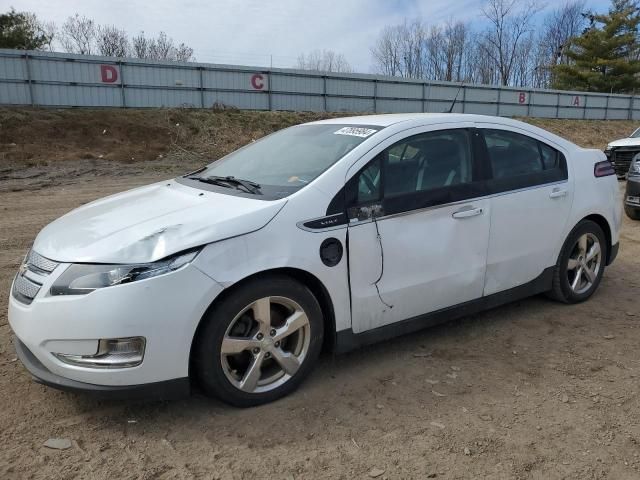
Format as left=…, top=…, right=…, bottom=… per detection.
left=9, top=262, right=223, bottom=397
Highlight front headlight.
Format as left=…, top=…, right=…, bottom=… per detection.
left=629, top=155, right=640, bottom=176
left=50, top=249, right=199, bottom=296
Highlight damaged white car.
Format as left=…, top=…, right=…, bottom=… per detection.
left=9, top=114, right=621, bottom=407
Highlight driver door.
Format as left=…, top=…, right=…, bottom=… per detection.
left=346, top=127, right=491, bottom=333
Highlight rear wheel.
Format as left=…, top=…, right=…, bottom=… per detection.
left=194, top=274, right=323, bottom=407
left=549, top=220, right=607, bottom=304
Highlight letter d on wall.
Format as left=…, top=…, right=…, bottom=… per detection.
left=100, top=65, right=119, bottom=83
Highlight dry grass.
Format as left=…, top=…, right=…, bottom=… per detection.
left=522, top=117, right=637, bottom=150
left=0, top=108, right=636, bottom=167
left=0, top=108, right=348, bottom=167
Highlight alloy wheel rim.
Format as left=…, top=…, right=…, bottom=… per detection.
left=220, top=296, right=311, bottom=394
left=567, top=233, right=602, bottom=295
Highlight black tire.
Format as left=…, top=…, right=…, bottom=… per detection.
left=194, top=274, right=324, bottom=407
left=625, top=205, right=640, bottom=221
left=548, top=220, right=607, bottom=304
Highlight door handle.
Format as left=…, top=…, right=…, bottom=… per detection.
left=452, top=206, right=484, bottom=219
left=549, top=188, right=568, bottom=199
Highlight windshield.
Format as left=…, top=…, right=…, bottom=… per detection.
left=631, top=128, right=640, bottom=138
left=189, top=124, right=382, bottom=197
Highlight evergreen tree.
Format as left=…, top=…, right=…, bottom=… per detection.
left=0, top=8, right=50, bottom=50
left=552, top=0, right=640, bottom=93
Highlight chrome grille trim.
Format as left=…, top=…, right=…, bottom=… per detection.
left=12, top=274, right=42, bottom=304
left=26, top=250, right=58, bottom=274
left=12, top=250, right=58, bottom=305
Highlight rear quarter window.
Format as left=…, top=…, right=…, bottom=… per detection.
left=482, top=129, right=568, bottom=193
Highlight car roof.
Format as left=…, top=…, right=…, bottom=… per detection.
left=307, top=113, right=519, bottom=127
left=307, top=113, right=577, bottom=149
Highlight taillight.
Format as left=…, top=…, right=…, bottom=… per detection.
left=594, top=161, right=615, bottom=177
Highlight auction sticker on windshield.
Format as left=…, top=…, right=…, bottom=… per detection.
left=333, top=127, right=377, bottom=138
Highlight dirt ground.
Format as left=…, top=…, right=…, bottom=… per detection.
left=1, top=111, right=640, bottom=479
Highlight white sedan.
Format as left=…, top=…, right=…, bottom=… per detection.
left=9, top=114, right=621, bottom=406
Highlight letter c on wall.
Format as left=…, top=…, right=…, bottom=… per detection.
left=251, top=73, right=264, bottom=90
left=100, top=65, right=119, bottom=83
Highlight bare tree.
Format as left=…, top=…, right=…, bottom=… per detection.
left=511, top=32, right=537, bottom=86
left=544, top=1, right=587, bottom=64
left=174, top=43, right=194, bottom=62
left=531, top=1, right=588, bottom=87
left=473, top=40, right=501, bottom=85
left=425, top=25, right=445, bottom=80
left=39, top=20, right=57, bottom=51
left=480, top=0, right=541, bottom=85
left=371, top=20, right=426, bottom=78
left=131, top=31, right=194, bottom=61
left=370, top=25, right=403, bottom=76
left=60, top=14, right=96, bottom=54
left=96, top=25, right=129, bottom=57
left=399, top=20, right=427, bottom=78
left=149, top=31, right=172, bottom=60
left=296, top=49, right=352, bottom=73
left=442, top=21, right=469, bottom=81
left=131, top=32, right=150, bottom=58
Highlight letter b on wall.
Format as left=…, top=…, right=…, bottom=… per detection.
left=100, top=65, right=119, bottom=83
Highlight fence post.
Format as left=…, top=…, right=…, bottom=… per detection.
left=526, top=90, right=532, bottom=117
left=604, top=94, right=610, bottom=120
left=461, top=85, right=466, bottom=113
left=373, top=79, right=377, bottom=113
left=267, top=70, right=273, bottom=111
left=555, top=93, right=560, bottom=118
left=583, top=94, right=588, bottom=120
left=422, top=83, right=426, bottom=113
left=119, top=61, right=126, bottom=108
left=199, top=67, right=205, bottom=109
left=24, top=52, right=35, bottom=106
left=629, top=93, right=635, bottom=121
left=322, top=75, right=327, bottom=112
left=496, top=87, right=501, bottom=116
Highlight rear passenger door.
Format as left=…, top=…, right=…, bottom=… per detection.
left=479, top=126, right=573, bottom=296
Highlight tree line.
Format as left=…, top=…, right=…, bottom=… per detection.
left=1, top=1, right=640, bottom=93
left=0, top=9, right=194, bottom=62
left=369, top=0, right=640, bottom=93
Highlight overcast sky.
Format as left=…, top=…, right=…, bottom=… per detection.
left=6, top=0, right=613, bottom=71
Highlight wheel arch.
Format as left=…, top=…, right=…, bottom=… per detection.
left=580, top=213, right=613, bottom=264
left=189, top=267, right=337, bottom=376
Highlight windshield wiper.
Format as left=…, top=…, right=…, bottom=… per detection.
left=192, top=175, right=262, bottom=194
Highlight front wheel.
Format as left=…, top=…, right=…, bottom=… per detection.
left=194, top=274, right=324, bottom=407
left=548, top=220, right=607, bottom=304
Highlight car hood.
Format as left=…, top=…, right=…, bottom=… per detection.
left=32, top=181, right=287, bottom=264
left=608, top=137, right=640, bottom=148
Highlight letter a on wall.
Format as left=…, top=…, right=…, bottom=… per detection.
left=572, top=96, right=580, bottom=107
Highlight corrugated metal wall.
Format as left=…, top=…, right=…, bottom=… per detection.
left=1, top=49, right=639, bottom=120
